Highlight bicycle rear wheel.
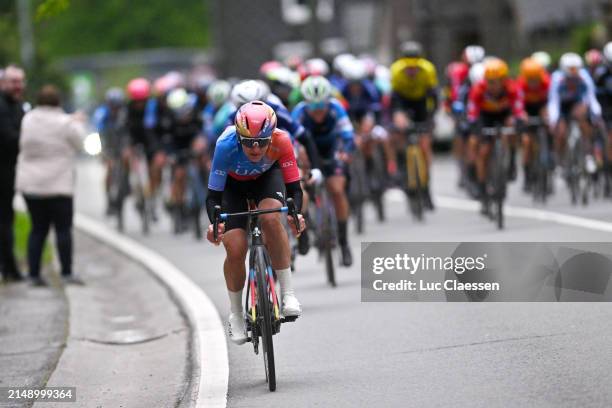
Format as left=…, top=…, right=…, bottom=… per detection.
left=406, top=146, right=423, bottom=221
left=492, top=139, right=507, bottom=230
left=255, top=247, right=276, bottom=391
left=193, top=206, right=202, bottom=240
left=140, top=196, right=151, bottom=235
left=325, top=244, right=336, bottom=287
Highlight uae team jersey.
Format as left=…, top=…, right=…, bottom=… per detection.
left=208, top=126, right=300, bottom=192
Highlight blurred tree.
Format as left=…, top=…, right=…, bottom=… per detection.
left=35, top=0, right=70, bottom=20
left=36, top=0, right=210, bottom=57
left=0, top=3, right=20, bottom=64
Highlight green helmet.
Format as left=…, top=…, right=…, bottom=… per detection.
left=206, top=80, right=231, bottom=108
left=300, top=75, right=332, bottom=104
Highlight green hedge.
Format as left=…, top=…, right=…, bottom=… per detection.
left=14, top=211, right=54, bottom=268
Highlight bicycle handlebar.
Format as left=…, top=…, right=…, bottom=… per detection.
left=212, top=198, right=299, bottom=242
left=480, top=126, right=515, bottom=137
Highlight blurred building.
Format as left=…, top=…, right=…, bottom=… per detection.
left=211, top=0, right=601, bottom=77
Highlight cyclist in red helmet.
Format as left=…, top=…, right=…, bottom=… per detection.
left=206, top=101, right=305, bottom=345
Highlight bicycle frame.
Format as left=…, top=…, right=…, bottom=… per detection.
left=481, top=125, right=514, bottom=229
left=213, top=199, right=299, bottom=391
left=526, top=116, right=552, bottom=203
left=404, top=124, right=429, bottom=190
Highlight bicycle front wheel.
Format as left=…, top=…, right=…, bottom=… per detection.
left=255, top=247, right=276, bottom=391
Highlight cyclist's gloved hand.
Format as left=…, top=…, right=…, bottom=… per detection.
left=287, top=214, right=306, bottom=237
left=309, top=168, right=323, bottom=186
left=207, top=223, right=225, bottom=245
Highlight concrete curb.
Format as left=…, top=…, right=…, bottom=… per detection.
left=73, top=213, right=228, bottom=408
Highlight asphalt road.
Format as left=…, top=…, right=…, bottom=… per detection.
left=75, top=154, right=612, bottom=408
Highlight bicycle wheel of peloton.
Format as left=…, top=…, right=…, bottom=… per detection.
left=493, top=140, right=506, bottom=230
left=408, top=147, right=423, bottom=221
left=193, top=206, right=202, bottom=240
left=325, top=244, right=336, bottom=287
left=141, top=196, right=151, bottom=235
left=255, top=247, right=276, bottom=391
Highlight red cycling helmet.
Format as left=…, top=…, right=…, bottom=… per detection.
left=259, top=60, right=283, bottom=77
left=234, top=101, right=277, bottom=139
left=126, top=78, right=151, bottom=101
left=585, top=49, right=603, bottom=68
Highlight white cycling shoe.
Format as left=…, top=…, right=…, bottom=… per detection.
left=281, top=293, right=302, bottom=317
left=228, top=312, right=247, bottom=345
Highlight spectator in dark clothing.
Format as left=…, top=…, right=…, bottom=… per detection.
left=15, top=85, right=86, bottom=286
left=0, top=65, right=26, bottom=283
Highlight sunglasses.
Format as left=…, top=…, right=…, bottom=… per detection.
left=307, top=101, right=327, bottom=111
left=239, top=135, right=272, bottom=148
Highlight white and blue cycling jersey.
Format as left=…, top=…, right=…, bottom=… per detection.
left=291, top=98, right=355, bottom=159
left=548, top=68, right=601, bottom=125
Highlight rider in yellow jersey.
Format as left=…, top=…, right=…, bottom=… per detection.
left=389, top=41, right=438, bottom=210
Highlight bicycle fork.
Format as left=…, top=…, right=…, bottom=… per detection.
left=248, top=254, right=280, bottom=327
left=406, top=145, right=428, bottom=191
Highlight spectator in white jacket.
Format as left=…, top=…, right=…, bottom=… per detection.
left=16, top=85, right=86, bottom=286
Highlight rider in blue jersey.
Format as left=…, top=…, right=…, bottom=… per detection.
left=94, top=87, right=128, bottom=215
left=340, top=62, right=382, bottom=125
left=548, top=52, right=602, bottom=163
left=292, top=75, right=355, bottom=267
left=205, top=101, right=305, bottom=344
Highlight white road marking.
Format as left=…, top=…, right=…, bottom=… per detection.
left=386, top=189, right=612, bottom=233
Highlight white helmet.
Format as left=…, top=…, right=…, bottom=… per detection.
left=164, top=71, right=186, bottom=91
left=332, top=53, right=355, bottom=73
left=559, top=52, right=583, bottom=74
left=166, top=88, right=193, bottom=115
left=342, top=60, right=367, bottom=81
left=206, top=80, right=232, bottom=108
left=463, top=45, right=485, bottom=65
left=305, top=58, right=330, bottom=77
left=374, top=65, right=391, bottom=82
left=604, top=42, right=612, bottom=64
left=230, top=79, right=270, bottom=106
left=469, top=62, right=485, bottom=84
left=359, top=54, right=378, bottom=77
left=531, top=51, right=552, bottom=70
left=301, top=75, right=332, bottom=104
left=265, top=66, right=300, bottom=88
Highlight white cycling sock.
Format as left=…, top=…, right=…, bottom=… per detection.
left=228, top=289, right=243, bottom=314
left=277, top=267, right=293, bottom=297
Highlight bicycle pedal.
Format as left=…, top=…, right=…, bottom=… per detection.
left=281, top=315, right=299, bottom=323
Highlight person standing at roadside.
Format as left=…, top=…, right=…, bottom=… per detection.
left=0, top=65, right=26, bottom=283
left=15, top=85, right=86, bottom=286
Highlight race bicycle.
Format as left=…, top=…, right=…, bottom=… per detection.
left=402, top=123, right=430, bottom=221
left=129, top=144, right=154, bottom=235
left=525, top=116, right=554, bottom=203
left=481, top=125, right=514, bottom=230
left=213, top=199, right=300, bottom=392
left=307, top=179, right=337, bottom=287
